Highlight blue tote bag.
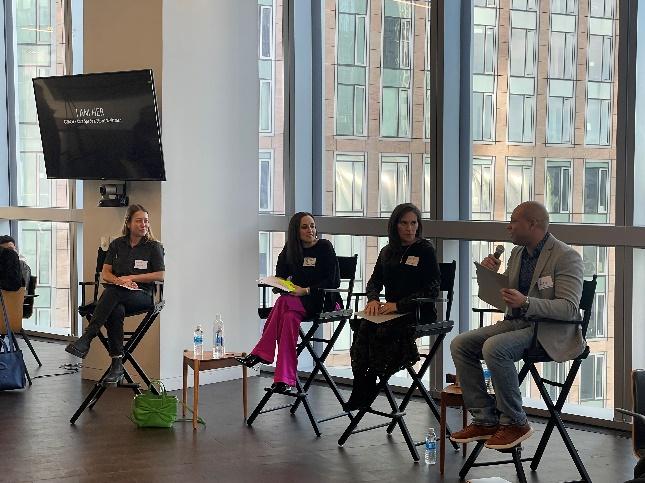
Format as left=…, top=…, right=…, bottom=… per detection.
left=0, top=290, right=27, bottom=391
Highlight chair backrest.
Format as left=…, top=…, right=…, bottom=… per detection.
left=579, top=275, right=597, bottom=338
left=0, top=288, right=26, bottom=334
left=634, top=370, right=645, bottom=458
left=95, top=247, right=108, bottom=274
left=23, top=275, right=37, bottom=319
left=338, top=254, right=358, bottom=310
left=439, top=260, right=457, bottom=320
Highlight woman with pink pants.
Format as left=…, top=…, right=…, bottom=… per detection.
left=237, top=212, right=340, bottom=393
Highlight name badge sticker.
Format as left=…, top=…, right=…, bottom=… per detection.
left=405, top=256, right=420, bottom=267
left=537, top=275, right=554, bottom=290
left=303, top=257, right=317, bottom=267
left=134, top=259, right=148, bottom=270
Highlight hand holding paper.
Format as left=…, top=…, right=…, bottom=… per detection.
left=474, top=262, right=509, bottom=311
left=257, top=276, right=297, bottom=293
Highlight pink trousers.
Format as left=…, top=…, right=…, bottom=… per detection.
left=251, top=295, right=306, bottom=386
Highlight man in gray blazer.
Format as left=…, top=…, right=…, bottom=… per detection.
left=450, top=201, right=584, bottom=450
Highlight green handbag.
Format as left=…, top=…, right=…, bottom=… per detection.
left=131, top=380, right=178, bottom=428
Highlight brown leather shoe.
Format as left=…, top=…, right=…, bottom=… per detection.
left=450, top=423, right=499, bottom=443
left=485, top=423, right=534, bottom=449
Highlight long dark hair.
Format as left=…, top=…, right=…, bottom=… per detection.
left=122, top=204, right=156, bottom=242
left=385, top=203, right=423, bottom=254
left=286, top=212, right=315, bottom=268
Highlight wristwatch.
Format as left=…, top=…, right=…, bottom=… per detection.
left=520, top=296, right=530, bottom=316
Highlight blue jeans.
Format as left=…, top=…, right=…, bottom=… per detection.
left=450, top=318, right=534, bottom=426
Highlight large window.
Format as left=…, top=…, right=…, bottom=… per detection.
left=545, top=160, right=572, bottom=222
left=583, top=161, right=610, bottom=223
left=472, top=157, right=494, bottom=220
left=379, top=155, right=409, bottom=216
left=257, top=0, right=284, bottom=214
left=0, top=0, right=79, bottom=336
left=259, top=150, right=274, bottom=212
left=323, top=0, right=431, bottom=219
left=381, top=0, right=413, bottom=138
left=585, top=6, right=614, bottom=147
left=335, top=153, right=365, bottom=216
left=506, top=158, right=533, bottom=219
left=473, top=2, right=498, bottom=142
left=507, top=6, right=537, bottom=143
left=336, top=0, right=368, bottom=136
left=580, top=353, right=606, bottom=405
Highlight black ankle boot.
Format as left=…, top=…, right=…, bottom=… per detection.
left=103, top=357, right=124, bottom=385
left=65, top=326, right=99, bottom=359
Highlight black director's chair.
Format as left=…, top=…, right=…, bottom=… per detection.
left=70, top=247, right=165, bottom=424
left=337, top=261, right=456, bottom=462
left=246, top=255, right=357, bottom=437
left=459, top=275, right=597, bottom=483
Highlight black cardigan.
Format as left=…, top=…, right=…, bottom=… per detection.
left=0, top=247, right=22, bottom=291
left=275, top=239, right=341, bottom=316
left=365, top=238, right=441, bottom=322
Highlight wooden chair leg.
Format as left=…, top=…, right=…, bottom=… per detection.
left=462, top=402, right=468, bottom=456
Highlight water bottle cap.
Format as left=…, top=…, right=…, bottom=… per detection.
left=196, top=324, right=202, bottom=330
left=215, top=314, right=222, bottom=320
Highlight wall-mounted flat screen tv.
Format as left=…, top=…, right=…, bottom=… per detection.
left=32, top=69, right=165, bottom=181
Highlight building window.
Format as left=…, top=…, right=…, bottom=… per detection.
left=258, top=1, right=275, bottom=134
left=584, top=161, right=610, bottom=221
left=259, top=4, right=274, bottom=59
left=423, top=155, right=431, bottom=216
left=543, top=361, right=568, bottom=401
left=506, top=158, right=533, bottom=218
left=473, top=4, right=498, bottom=142
left=424, top=8, right=432, bottom=140
left=473, top=91, right=495, bottom=142
left=583, top=245, right=608, bottom=339
left=335, top=153, right=365, bottom=216
left=259, top=232, right=271, bottom=278
left=381, top=0, right=413, bottom=138
left=545, top=160, right=572, bottom=221
left=547, top=7, right=577, bottom=145
left=547, top=81, right=575, bottom=144
left=585, top=8, right=613, bottom=146
left=472, top=157, right=494, bottom=220
left=589, top=0, right=614, bottom=18
left=508, top=7, right=537, bottom=143
left=551, top=0, right=578, bottom=15
left=336, top=0, right=368, bottom=136
left=380, top=155, right=410, bottom=216
left=588, top=35, right=612, bottom=82
left=511, top=0, right=537, bottom=9
left=259, top=150, right=273, bottom=212
left=580, top=353, right=606, bottom=404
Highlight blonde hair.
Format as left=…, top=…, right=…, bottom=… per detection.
left=121, top=204, right=157, bottom=241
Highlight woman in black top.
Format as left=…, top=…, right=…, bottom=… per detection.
left=65, top=204, right=165, bottom=384
left=237, top=212, right=341, bottom=393
left=345, top=203, right=441, bottom=410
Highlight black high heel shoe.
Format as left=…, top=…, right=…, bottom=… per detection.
left=270, top=382, right=293, bottom=394
left=235, top=354, right=269, bottom=368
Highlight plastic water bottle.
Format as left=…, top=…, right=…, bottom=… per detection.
left=213, top=314, right=225, bottom=359
left=482, top=362, right=492, bottom=391
left=193, top=325, right=204, bottom=358
left=425, top=427, right=437, bottom=465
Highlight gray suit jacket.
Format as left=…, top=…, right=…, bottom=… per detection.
left=504, top=234, right=584, bottom=363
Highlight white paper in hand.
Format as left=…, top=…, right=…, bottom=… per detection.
left=474, top=262, right=509, bottom=311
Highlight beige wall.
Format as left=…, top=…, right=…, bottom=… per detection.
left=81, top=0, right=163, bottom=381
